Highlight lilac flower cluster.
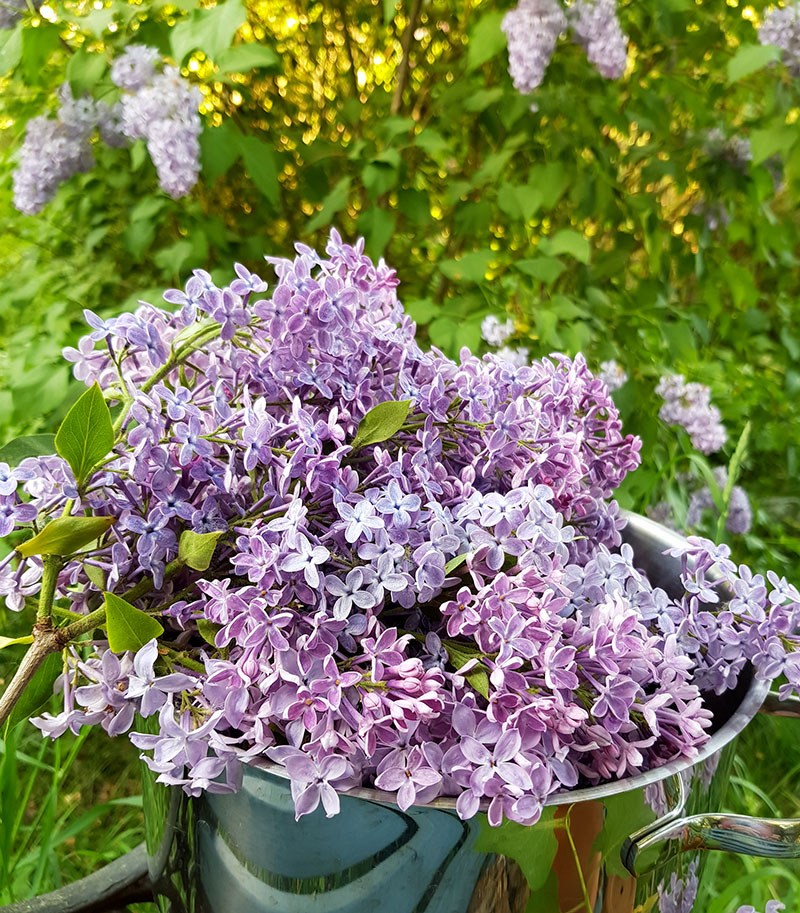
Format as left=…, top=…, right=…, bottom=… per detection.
left=656, top=374, right=727, bottom=454
left=657, top=858, right=699, bottom=913
left=12, top=46, right=200, bottom=214
left=0, top=0, right=25, bottom=30
left=114, top=46, right=202, bottom=199
left=687, top=466, right=752, bottom=536
left=12, top=85, right=96, bottom=215
left=502, top=0, right=566, bottom=94
left=736, top=904, right=784, bottom=913
left=597, top=359, right=628, bottom=392
left=569, top=0, right=628, bottom=80
left=759, top=3, right=800, bottom=77
left=2, top=231, right=798, bottom=826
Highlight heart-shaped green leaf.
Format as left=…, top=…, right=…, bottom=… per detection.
left=16, top=516, right=115, bottom=558
left=104, top=592, right=164, bottom=653
left=55, top=382, right=114, bottom=488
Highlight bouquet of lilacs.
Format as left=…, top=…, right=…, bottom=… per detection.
left=1, top=231, right=799, bottom=828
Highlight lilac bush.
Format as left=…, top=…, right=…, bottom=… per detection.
left=1, top=231, right=799, bottom=827
left=656, top=374, right=727, bottom=455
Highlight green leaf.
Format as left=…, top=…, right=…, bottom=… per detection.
left=0, top=434, right=55, bottom=467
left=215, top=42, right=279, bottom=73
left=350, top=400, right=412, bottom=452
left=3, top=652, right=63, bottom=736
left=474, top=809, right=560, bottom=892
left=750, top=125, right=797, bottom=165
left=439, top=250, right=494, bottom=283
left=83, top=563, right=106, bottom=590
left=239, top=135, right=280, bottom=205
left=540, top=229, right=591, bottom=264
left=0, top=634, right=33, bottom=650
left=200, top=122, right=242, bottom=183
left=718, top=421, right=752, bottom=539
left=104, top=593, right=164, bottom=653
left=592, top=790, right=657, bottom=879
left=497, top=183, right=542, bottom=222
left=197, top=618, right=223, bottom=646
left=726, top=44, right=780, bottom=84
left=16, top=517, right=116, bottom=558
left=170, top=0, right=246, bottom=65
left=357, top=207, right=396, bottom=260
left=0, top=25, right=22, bottom=74
left=307, top=177, right=352, bottom=233
left=444, top=553, right=468, bottom=574
left=382, top=0, right=396, bottom=23
left=54, top=382, right=114, bottom=488
left=66, top=47, right=107, bottom=96
left=179, top=529, right=224, bottom=572
left=21, top=23, right=60, bottom=85
left=467, top=10, right=506, bottom=72
left=415, top=129, right=449, bottom=158
left=515, top=257, right=566, bottom=285
left=466, top=667, right=490, bottom=699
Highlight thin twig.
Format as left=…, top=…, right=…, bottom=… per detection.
left=391, top=0, right=423, bottom=115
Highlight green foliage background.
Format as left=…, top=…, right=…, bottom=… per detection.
left=0, top=0, right=798, bottom=908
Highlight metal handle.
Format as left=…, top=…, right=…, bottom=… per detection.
left=623, top=690, right=800, bottom=876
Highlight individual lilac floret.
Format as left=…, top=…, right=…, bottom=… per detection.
left=598, top=359, right=627, bottom=391
left=0, top=0, right=25, bottom=30
left=110, top=44, right=161, bottom=91
left=481, top=314, right=515, bottom=346
left=502, top=0, right=567, bottom=95
left=494, top=345, right=530, bottom=367
left=759, top=3, right=800, bottom=77
left=569, top=0, right=628, bottom=79
left=656, top=374, right=727, bottom=454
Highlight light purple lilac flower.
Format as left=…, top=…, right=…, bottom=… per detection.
left=502, top=0, right=566, bottom=95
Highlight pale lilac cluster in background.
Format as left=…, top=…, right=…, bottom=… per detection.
left=12, top=86, right=96, bottom=215
left=656, top=374, right=727, bottom=454
left=569, top=0, right=629, bottom=79
left=687, top=466, right=752, bottom=536
left=115, top=46, right=202, bottom=199
left=704, top=127, right=752, bottom=173
left=1, top=232, right=798, bottom=826
left=12, top=45, right=201, bottom=213
left=759, top=2, right=800, bottom=76
left=597, top=359, right=628, bottom=392
left=501, top=0, right=567, bottom=94
left=0, top=0, right=25, bottom=30
left=736, top=903, right=784, bottom=913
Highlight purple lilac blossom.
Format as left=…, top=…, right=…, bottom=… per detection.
left=597, top=359, right=628, bottom=391
left=110, top=44, right=161, bottom=91
left=12, top=85, right=97, bottom=215
left=656, top=374, right=727, bottom=454
left=1, top=230, right=797, bottom=827
left=569, top=0, right=628, bottom=79
left=119, top=63, right=202, bottom=199
left=502, top=0, right=567, bottom=95
left=759, top=3, right=800, bottom=77
left=687, top=466, right=752, bottom=536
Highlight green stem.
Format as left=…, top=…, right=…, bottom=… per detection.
left=565, top=805, right=593, bottom=913
left=37, top=556, right=63, bottom=627
left=163, top=647, right=205, bottom=674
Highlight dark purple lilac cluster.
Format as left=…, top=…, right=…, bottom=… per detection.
left=12, top=45, right=200, bottom=214
left=2, top=232, right=798, bottom=825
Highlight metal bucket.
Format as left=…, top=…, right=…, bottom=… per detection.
left=142, top=514, right=800, bottom=913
